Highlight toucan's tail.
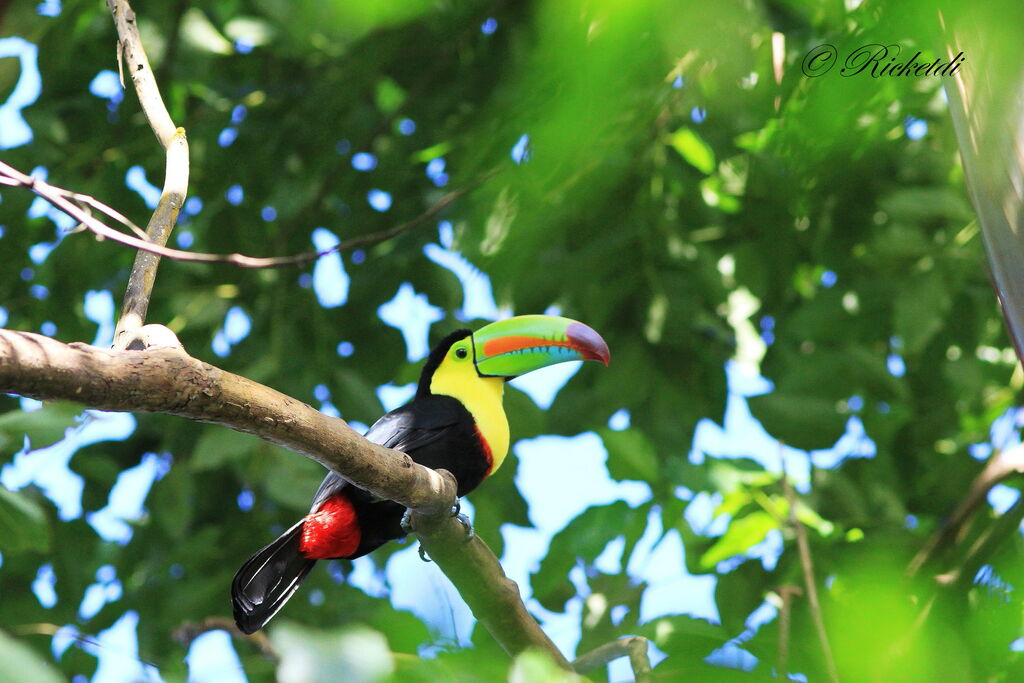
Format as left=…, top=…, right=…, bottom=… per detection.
left=231, top=520, right=316, bottom=634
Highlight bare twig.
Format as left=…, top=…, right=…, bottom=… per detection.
left=107, top=0, right=176, bottom=146
left=174, top=617, right=277, bottom=661
left=106, top=0, right=190, bottom=348
left=113, top=129, right=189, bottom=348
left=935, top=494, right=1024, bottom=589
left=12, top=622, right=161, bottom=670
left=775, top=585, right=802, bottom=677
left=0, top=160, right=495, bottom=269
left=907, top=443, right=1024, bottom=578
left=783, top=472, right=840, bottom=683
left=572, top=636, right=652, bottom=682
left=0, top=329, right=571, bottom=667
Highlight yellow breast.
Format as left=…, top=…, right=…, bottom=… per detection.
left=430, top=355, right=509, bottom=475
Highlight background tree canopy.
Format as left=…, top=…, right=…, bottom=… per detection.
left=2, top=0, right=1023, bottom=680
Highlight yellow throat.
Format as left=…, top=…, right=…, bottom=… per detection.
left=429, top=339, right=510, bottom=474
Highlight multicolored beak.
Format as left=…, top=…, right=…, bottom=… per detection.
left=471, top=315, right=610, bottom=378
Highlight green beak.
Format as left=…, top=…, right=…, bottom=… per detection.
left=471, top=315, right=610, bottom=378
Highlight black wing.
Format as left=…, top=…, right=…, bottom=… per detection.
left=308, top=395, right=468, bottom=511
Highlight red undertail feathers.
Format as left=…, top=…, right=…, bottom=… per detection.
left=299, top=493, right=361, bottom=559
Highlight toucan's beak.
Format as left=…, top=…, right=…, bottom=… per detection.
left=472, top=315, right=610, bottom=378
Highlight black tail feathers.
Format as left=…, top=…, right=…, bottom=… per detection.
left=231, top=520, right=316, bottom=634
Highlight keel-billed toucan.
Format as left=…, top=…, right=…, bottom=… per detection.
left=231, top=315, right=610, bottom=634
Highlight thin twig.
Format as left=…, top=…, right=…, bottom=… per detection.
left=775, top=585, right=802, bottom=677
left=11, top=622, right=162, bottom=670
left=0, top=160, right=498, bottom=269
left=106, top=0, right=190, bottom=349
left=572, top=636, right=652, bottom=683
left=782, top=463, right=840, bottom=683
left=173, top=617, right=278, bottom=661
left=907, top=443, right=1024, bottom=578
left=935, top=493, right=1024, bottom=589
left=106, top=0, right=176, bottom=146
left=113, top=129, right=189, bottom=348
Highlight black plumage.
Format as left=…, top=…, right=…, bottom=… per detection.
left=232, top=331, right=491, bottom=634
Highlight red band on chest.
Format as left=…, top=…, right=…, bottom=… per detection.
left=475, top=425, right=494, bottom=475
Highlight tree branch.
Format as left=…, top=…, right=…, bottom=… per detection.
left=0, top=160, right=496, bottom=269
left=113, top=128, right=189, bottom=349
left=572, top=636, right=652, bottom=682
left=935, top=494, right=1024, bottom=590
left=0, top=329, right=570, bottom=666
left=174, top=617, right=277, bottom=661
left=906, top=443, right=1024, bottom=578
left=410, top=512, right=572, bottom=668
left=783, top=473, right=840, bottom=683
left=107, top=0, right=190, bottom=348
left=107, top=0, right=176, bottom=147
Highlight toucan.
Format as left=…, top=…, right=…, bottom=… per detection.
left=231, top=314, right=610, bottom=634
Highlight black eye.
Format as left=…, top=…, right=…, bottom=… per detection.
left=455, top=347, right=468, bottom=359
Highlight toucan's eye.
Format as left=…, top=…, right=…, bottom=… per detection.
left=455, top=347, right=469, bottom=359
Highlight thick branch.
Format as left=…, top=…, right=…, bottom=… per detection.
left=410, top=512, right=572, bottom=668
left=0, top=329, right=450, bottom=512
left=0, top=329, right=569, bottom=662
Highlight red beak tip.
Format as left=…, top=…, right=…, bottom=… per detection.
left=567, top=322, right=611, bottom=367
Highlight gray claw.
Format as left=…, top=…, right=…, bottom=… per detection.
left=418, top=544, right=432, bottom=563
left=455, top=513, right=474, bottom=541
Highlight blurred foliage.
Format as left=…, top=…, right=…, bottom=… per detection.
left=2, top=0, right=1024, bottom=680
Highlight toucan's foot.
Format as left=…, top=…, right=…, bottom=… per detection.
left=451, top=499, right=461, bottom=517
left=400, top=508, right=414, bottom=534
left=455, top=513, right=475, bottom=541
left=418, top=544, right=432, bottom=563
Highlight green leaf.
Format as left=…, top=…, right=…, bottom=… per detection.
left=599, top=427, right=659, bottom=482
left=0, top=402, right=81, bottom=459
left=375, top=77, right=406, bottom=115
left=747, top=391, right=847, bottom=450
left=714, top=560, right=771, bottom=633
left=0, top=487, right=51, bottom=554
left=637, top=614, right=729, bottom=660
left=412, top=142, right=452, bottom=163
left=0, top=632, right=65, bottom=683
left=699, top=510, right=778, bottom=569
left=190, top=427, right=261, bottom=471
left=669, top=128, right=715, bottom=174
left=263, top=454, right=328, bottom=511
left=893, top=271, right=952, bottom=353
left=533, top=501, right=643, bottom=612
